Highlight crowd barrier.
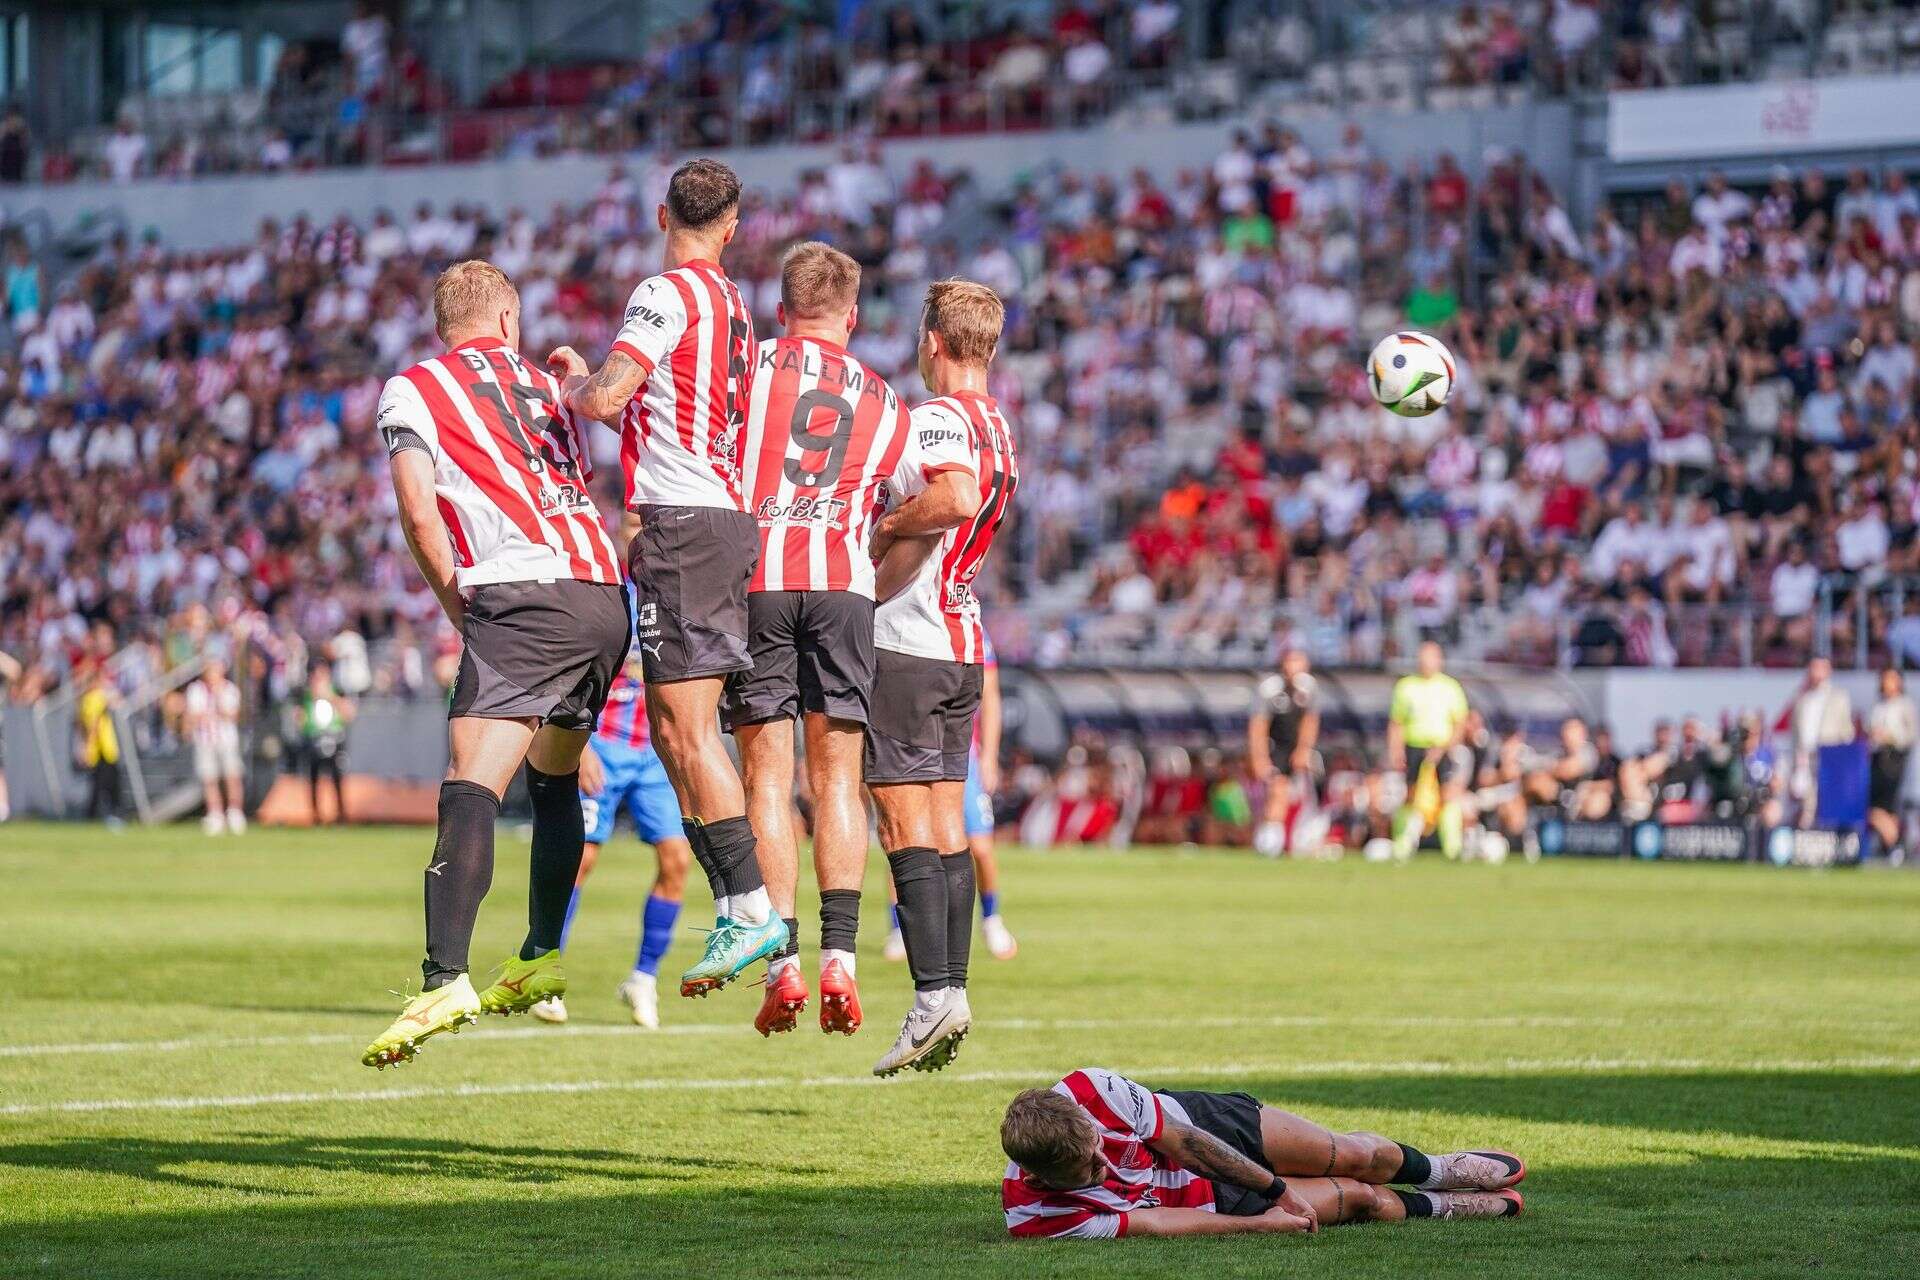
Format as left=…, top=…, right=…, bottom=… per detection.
left=1536, top=817, right=1864, bottom=869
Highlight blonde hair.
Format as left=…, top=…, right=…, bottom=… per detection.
left=780, top=241, right=861, bottom=320
left=433, top=260, right=516, bottom=339
left=922, top=278, right=1003, bottom=367
left=1001, top=1089, right=1096, bottom=1183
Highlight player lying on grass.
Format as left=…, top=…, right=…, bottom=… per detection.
left=1001, top=1068, right=1525, bottom=1239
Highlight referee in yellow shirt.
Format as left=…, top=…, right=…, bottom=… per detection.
left=1386, top=641, right=1470, bottom=860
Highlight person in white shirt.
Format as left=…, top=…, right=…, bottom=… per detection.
left=1867, top=668, right=1916, bottom=860
left=1790, top=657, right=1855, bottom=825
left=102, top=121, right=147, bottom=184
left=1589, top=503, right=1658, bottom=584
left=184, top=658, right=246, bottom=836
left=1690, top=172, right=1753, bottom=242
left=1666, top=499, right=1735, bottom=604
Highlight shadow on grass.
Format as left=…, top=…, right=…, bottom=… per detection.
left=0, top=1133, right=814, bottom=1196
left=2, top=1072, right=1915, bottom=1280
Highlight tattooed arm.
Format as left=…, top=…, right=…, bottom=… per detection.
left=558, top=347, right=646, bottom=424
left=1150, top=1121, right=1318, bottom=1232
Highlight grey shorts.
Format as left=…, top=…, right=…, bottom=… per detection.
left=722, top=590, right=875, bottom=730
left=449, top=579, right=631, bottom=731
left=629, top=504, right=758, bottom=683
left=863, top=649, right=982, bottom=785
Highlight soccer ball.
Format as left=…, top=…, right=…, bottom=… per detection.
left=1367, top=331, right=1455, bottom=418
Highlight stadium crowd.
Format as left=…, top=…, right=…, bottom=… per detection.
left=28, top=0, right=1849, bottom=183
left=6, top=126, right=1920, bottom=693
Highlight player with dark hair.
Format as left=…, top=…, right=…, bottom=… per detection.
left=1249, top=647, right=1319, bottom=858
left=549, top=158, right=785, bottom=1000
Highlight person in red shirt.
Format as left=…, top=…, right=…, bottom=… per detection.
left=1002, top=1069, right=1526, bottom=1240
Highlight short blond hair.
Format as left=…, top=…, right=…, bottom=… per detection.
left=433, top=260, right=517, bottom=339
left=1001, top=1089, right=1096, bottom=1183
left=780, top=241, right=861, bottom=320
left=922, top=278, right=1003, bottom=367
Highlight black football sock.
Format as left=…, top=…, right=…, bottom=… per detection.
left=704, top=814, right=765, bottom=898
left=1391, top=1189, right=1434, bottom=1218
left=522, top=765, right=585, bottom=959
left=941, top=850, right=975, bottom=988
left=1389, top=1143, right=1433, bottom=1186
left=886, top=847, right=949, bottom=992
left=422, top=780, right=499, bottom=990
left=818, top=889, right=861, bottom=955
left=683, top=819, right=727, bottom=907
left=773, top=917, right=800, bottom=965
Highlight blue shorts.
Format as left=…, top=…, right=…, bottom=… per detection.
left=963, top=748, right=994, bottom=839
left=582, top=741, right=682, bottom=847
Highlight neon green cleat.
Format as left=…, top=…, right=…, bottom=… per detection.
left=362, top=974, right=481, bottom=1068
left=679, top=916, right=788, bottom=998
left=477, top=951, right=567, bottom=1016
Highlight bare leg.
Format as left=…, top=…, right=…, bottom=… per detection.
left=652, top=837, right=690, bottom=900
left=871, top=781, right=936, bottom=853
left=448, top=715, right=536, bottom=794
left=647, top=678, right=745, bottom=820
left=806, top=713, right=867, bottom=892
left=1259, top=1106, right=1405, bottom=1182
left=737, top=718, right=798, bottom=914
left=1276, top=1177, right=1407, bottom=1225
left=970, top=832, right=999, bottom=894
left=929, top=778, right=968, bottom=854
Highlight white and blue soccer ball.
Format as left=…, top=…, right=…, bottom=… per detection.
left=1367, top=331, right=1455, bottom=418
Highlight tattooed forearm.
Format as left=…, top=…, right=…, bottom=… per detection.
left=1157, top=1122, right=1278, bottom=1193
left=570, top=350, right=644, bottom=422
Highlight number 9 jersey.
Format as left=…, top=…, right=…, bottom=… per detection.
left=377, top=336, right=621, bottom=588
left=738, top=335, right=914, bottom=598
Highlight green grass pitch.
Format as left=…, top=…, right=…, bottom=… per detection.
left=2, top=822, right=1916, bottom=1278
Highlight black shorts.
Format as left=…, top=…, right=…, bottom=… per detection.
left=1403, top=746, right=1463, bottom=791
left=1156, top=1088, right=1277, bottom=1218
left=863, top=649, right=983, bottom=784
left=1871, top=748, right=1908, bottom=811
left=449, top=579, right=631, bottom=731
left=722, top=590, right=875, bottom=730
left=629, top=504, right=758, bottom=683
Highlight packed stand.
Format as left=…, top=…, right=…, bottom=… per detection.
left=1036, top=141, right=1920, bottom=671
left=30, top=1, right=1834, bottom=185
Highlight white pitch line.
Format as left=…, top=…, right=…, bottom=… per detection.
left=4, top=1055, right=1916, bottom=1120
left=0, top=1014, right=1612, bottom=1060
left=6, top=1009, right=1906, bottom=1062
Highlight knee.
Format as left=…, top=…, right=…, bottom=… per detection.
left=1349, top=1182, right=1398, bottom=1222
left=1342, top=1133, right=1401, bottom=1182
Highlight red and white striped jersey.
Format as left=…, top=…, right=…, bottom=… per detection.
left=873, top=392, right=1020, bottom=664
left=739, top=336, right=913, bottom=597
left=609, top=260, right=754, bottom=512
left=1001, top=1068, right=1215, bottom=1240
left=378, top=337, right=621, bottom=589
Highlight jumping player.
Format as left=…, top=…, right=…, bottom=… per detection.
left=550, top=158, right=785, bottom=1000
left=1248, top=647, right=1319, bottom=858
left=529, top=652, right=691, bottom=1030
left=888, top=637, right=1015, bottom=961
left=363, top=261, right=629, bottom=1068
left=865, top=279, right=1019, bottom=1077
left=726, top=242, right=915, bottom=1038
left=1001, top=1068, right=1525, bottom=1239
